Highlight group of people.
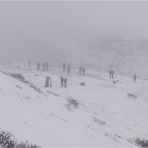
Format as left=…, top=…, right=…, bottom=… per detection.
left=108, top=69, right=137, bottom=83
left=63, top=63, right=87, bottom=76
left=29, top=61, right=138, bottom=88
left=28, top=61, right=49, bottom=71
left=44, top=76, right=68, bottom=88
left=108, top=69, right=115, bottom=79
left=37, top=62, right=49, bottom=71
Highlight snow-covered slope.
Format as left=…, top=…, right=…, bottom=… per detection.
left=0, top=68, right=148, bottom=147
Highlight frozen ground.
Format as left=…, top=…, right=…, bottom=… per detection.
left=0, top=66, right=148, bottom=147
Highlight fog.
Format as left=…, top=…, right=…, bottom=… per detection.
left=0, top=1, right=148, bottom=66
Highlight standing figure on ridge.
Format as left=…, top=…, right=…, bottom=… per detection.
left=28, top=61, right=31, bottom=68
left=60, top=76, right=64, bottom=87
left=133, top=73, right=137, bottom=83
left=46, top=62, right=49, bottom=71
left=37, top=62, right=40, bottom=70
left=42, top=63, right=46, bottom=71
left=109, top=69, right=115, bottom=79
left=45, top=76, right=50, bottom=87
left=67, top=64, right=71, bottom=75
left=108, top=69, right=112, bottom=79
left=63, top=63, right=66, bottom=72
left=63, top=78, right=68, bottom=88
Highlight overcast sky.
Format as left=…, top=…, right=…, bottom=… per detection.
left=0, top=1, right=148, bottom=63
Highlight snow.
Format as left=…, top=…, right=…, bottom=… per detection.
left=0, top=67, right=148, bottom=147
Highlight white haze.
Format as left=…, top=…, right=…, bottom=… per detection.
left=1, top=1, right=148, bottom=77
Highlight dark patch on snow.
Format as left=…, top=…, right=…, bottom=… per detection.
left=134, top=138, right=148, bottom=147
left=104, top=132, right=119, bottom=142
left=127, top=93, right=137, bottom=99
left=112, top=79, right=119, bottom=84
left=46, top=90, right=59, bottom=97
left=80, top=82, right=87, bottom=86
left=49, top=113, right=68, bottom=122
left=92, top=116, right=106, bottom=126
left=25, top=96, right=31, bottom=100
left=65, top=97, right=79, bottom=111
left=34, top=74, right=39, bottom=76
left=115, top=134, right=123, bottom=139
left=2, top=72, right=47, bottom=97
left=16, top=84, right=22, bottom=90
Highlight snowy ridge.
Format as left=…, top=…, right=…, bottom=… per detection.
left=0, top=68, right=148, bottom=147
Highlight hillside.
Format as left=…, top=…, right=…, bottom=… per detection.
left=0, top=67, right=148, bottom=147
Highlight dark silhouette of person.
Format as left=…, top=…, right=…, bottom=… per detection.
left=63, top=63, right=66, bottom=72
left=64, top=78, right=67, bottom=88
left=45, top=76, right=50, bottom=87
left=37, top=62, right=40, bottom=70
left=111, top=70, right=115, bottom=79
left=79, top=67, right=81, bottom=75
left=46, top=62, right=49, bottom=71
left=108, top=69, right=112, bottom=79
left=43, top=63, right=46, bottom=71
left=133, top=73, right=137, bottom=83
left=49, top=78, right=52, bottom=88
left=60, top=76, right=64, bottom=87
left=82, top=67, right=86, bottom=76
left=28, top=61, right=31, bottom=68
left=84, top=68, right=86, bottom=76
left=67, top=64, right=71, bottom=75
left=109, top=69, right=114, bottom=79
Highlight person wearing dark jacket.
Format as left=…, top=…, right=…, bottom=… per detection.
left=63, top=63, right=66, bottom=72
left=46, top=62, right=49, bottom=71
left=67, top=64, right=71, bottom=75
left=133, top=73, right=137, bottom=83
left=64, top=78, right=67, bottom=88
left=45, top=76, right=50, bottom=87
left=108, top=69, right=112, bottom=79
left=37, top=62, right=40, bottom=70
left=28, top=61, right=31, bottom=68
left=60, top=76, right=64, bottom=87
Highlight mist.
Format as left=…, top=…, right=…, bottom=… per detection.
left=0, top=1, right=148, bottom=72
left=0, top=2, right=148, bottom=146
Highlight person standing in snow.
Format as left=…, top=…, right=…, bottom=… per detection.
left=82, top=67, right=86, bottom=76
left=109, top=69, right=115, bottom=79
left=46, top=62, right=49, bottom=71
left=111, top=70, right=115, bottom=79
left=133, top=73, right=137, bottom=83
left=60, top=76, right=64, bottom=87
left=108, top=69, right=112, bottom=79
left=63, top=63, right=66, bottom=73
left=43, top=63, right=46, bottom=71
left=37, top=62, right=40, bottom=71
left=63, top=78, right=68, bottom=88
left=79, top=66, right=82, bottom=75
left=49, top=77, right=52, bottom=88
left=28, top=61, right=31, bottom=68
left=67, top=64, right=71, bottom=75
left=45, top=76, right=50, bottom=87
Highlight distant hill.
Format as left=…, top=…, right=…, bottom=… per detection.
left=6, top=28, right=148, bottom=78
left=43, top=30, right=148, bottom=78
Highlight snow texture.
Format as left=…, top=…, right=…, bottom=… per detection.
left=0, top=66, right=147, bottom=147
